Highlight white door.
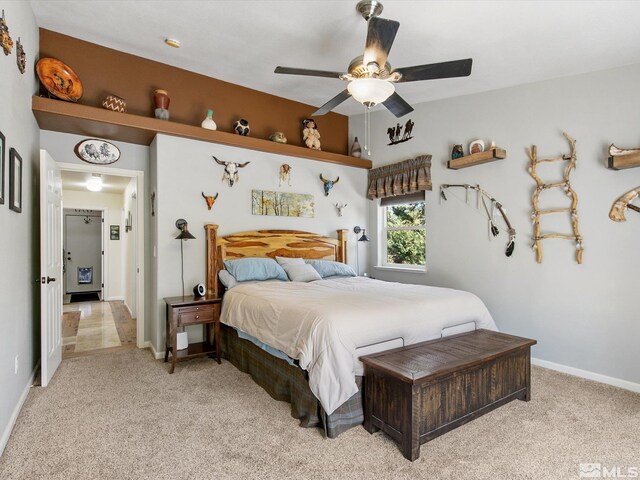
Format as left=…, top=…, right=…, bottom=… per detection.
left=64, top=210, right=103, bottom=294
left=40, top=150, right=63, bottom=387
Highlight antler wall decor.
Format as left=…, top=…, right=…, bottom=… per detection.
left=527, top=132, right=584, bottom=264
left=609, top=186, right=640, bottom=222
left=440, top=183, right=516, bottom=257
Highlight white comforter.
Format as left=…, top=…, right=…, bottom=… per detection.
left=221, top=277, right=497, bottom=414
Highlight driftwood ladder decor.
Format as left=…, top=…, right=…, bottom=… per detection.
left=527, top=132, right=584, bottom=264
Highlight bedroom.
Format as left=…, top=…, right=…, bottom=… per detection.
left=0, top=1, right=639, bottom=478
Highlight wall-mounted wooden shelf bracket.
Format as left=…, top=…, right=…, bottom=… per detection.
left=31, top=96, right=372, bottom=170
left=447, top=148, right=507, bottom=170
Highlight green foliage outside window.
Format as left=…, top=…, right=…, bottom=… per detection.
left=385, top=202, right=426, bottom=265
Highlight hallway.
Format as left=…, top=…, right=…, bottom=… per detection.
left=62, top=301, right=136, bottom=358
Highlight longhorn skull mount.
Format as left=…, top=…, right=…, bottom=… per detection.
left=213, top=155, right=250, bottom=187
left=201, top=192, right=219, bottom=210
left=320, top=174, right=339, bottom=196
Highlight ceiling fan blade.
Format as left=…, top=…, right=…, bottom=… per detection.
left=395, top=58, right=473, bottom=83
left=383, top=92, right=414, bottom=118
left=312, top=89, right=352, bottom=116
left=363, top=17, right=400, bottom=69
left=274, top=66, right=345, bottom=79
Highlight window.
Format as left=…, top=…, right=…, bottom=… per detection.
left=380, top=194, right=426, bottom=269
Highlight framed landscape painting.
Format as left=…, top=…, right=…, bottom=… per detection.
left=252, top=189, right=314, bottom=218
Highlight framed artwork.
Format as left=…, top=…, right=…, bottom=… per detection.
left=110, top=225, right=120, bottom=240
left=74, top=138, right=121, bottom=165
left=0, top=130, right=5, bottom=205
left=252, top=189, right=314, bottom=218
left=9, top=148, right=22, bottom=213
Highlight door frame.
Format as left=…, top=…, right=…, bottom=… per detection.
left=62, top=207, right=107, bottom=299
left=58, top=162, right=146, bottom=349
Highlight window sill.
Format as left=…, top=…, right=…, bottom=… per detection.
left=373, top=265, right=427, bottom=274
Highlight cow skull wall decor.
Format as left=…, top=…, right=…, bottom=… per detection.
left=335, top=203, right=347, bottom=217
left=320, top=174, right=339, bottom=196
left=201, top=192, right=219, bottom=210
left=213, top=155, right=250, bottom=187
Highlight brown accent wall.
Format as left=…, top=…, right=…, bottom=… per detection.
left=39, top=29, right=348, bottom=153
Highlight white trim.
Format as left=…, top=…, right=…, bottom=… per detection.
left=106, top=296, right=124, bottom=301
left=124, top=301, right=133, bottom=318
left=373, top=265, right=427, bottom=274
left=531, top=357, right=640, bottom=394
left=0, top=361, right=39, bottom=456
left=144, top=341, right=164, bottom=360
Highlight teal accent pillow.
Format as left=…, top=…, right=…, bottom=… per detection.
left=224, top=258, right=288, bottom=282
left=305, top=260, right=356, bottom=278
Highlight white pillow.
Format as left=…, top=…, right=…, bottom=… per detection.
left=275, top=256, right=305, bottom=266
left=282, top=263, right=322, bottom=282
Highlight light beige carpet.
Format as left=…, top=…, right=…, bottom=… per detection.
left=1, top=349, right=638, bottom=480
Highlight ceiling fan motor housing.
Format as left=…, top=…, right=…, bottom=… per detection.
left=356, top=0, right=384, bottom=20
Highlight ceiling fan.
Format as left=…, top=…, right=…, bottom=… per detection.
left=274, top=0, right=473, bottom=118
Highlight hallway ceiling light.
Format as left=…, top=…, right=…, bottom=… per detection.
left=86, top=174, right=103, bottom=192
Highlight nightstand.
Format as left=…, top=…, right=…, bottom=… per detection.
left=164, top=295, right=222, bottom=374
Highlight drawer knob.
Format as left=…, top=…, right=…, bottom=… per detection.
left=195, top=315, right=200, bottom=319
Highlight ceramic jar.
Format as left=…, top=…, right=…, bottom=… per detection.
left=233, top=118, right=250, bottom=136
left=201, top=109, right=217, bottom=130
left=351, top=137, right=362, bottom=157
left=153, top=89, right=170, bottom=120
left=102, top=95, right=127, bottom=113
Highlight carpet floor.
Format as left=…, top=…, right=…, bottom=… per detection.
left=1, top=349, right=638, bottom=480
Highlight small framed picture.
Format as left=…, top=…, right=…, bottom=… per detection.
left=110, top=225, right=120, bottom=240
left=9, top=148, right=22, bottom=213
left=469, top=139, right=485, bottom=155
left=0, top=131, right=5, bottom=205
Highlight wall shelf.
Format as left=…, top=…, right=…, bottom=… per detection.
left=447, top=148, right=507, bottom=170
left=608, top=151, right=640, bottom=170
left=32, top=96, right=372, bottom=170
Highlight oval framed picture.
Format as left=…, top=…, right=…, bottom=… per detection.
left=469, top=139, right=485, bottom=155
left=74, top=139, right=121, bottom=165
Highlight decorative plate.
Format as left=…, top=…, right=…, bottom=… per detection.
left=36, top=57, right=83, bottom=102
left=74, top=139, right=120, bottom=165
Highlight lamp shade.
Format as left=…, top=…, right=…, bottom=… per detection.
left=175, top=218, right=196, bottom=240
left=347, top=78, right=395, bottom=106
left=86, top=175, right=103, bottom=192
left=358, top=229, right=370, bottom=242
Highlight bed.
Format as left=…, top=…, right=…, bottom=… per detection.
left=204, top=225, right=497, bottom=437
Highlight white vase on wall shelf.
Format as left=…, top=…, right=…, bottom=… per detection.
left=201, top=109, right=217, bottom=130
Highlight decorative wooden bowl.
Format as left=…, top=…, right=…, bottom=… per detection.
left=36, top=57, right=83, bottom=102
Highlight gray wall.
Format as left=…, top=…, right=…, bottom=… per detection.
left=350, top=63, right=640, bottom=385
left=151, top=134, right=368, bottom=352
left=39, top=130, right=151, bottom=343
left=0, top=1, right=40, bottom=452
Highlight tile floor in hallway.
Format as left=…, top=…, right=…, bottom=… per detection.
left=62, top=301, right=136, bottom=358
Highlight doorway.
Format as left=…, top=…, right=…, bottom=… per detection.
left=64, top=208, right=104, bottom=302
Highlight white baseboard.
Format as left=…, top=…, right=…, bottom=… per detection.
left=143, top=341, right=164, bottom=360
left=531, top=357, right=640, bottom=394
left=124, top=301, right=133, bottom=317
left=0, top=361, right=40, bottom=457
left=106, top=296, right=124, bottom=301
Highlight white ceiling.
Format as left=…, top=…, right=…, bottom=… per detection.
left=30, top=0, right=640, bottom=116
left=61, top=171, right=131, bottom=194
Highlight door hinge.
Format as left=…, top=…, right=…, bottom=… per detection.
left=102, top=283, right=104, bottom=288
left=101, top=250, right=104, bottom=255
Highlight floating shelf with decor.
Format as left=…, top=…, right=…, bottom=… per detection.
left=31, top=96, right=372, bottom=170
left=447, top=148, right=507, bottom=170
left=607, top=148, right=640, bottom=170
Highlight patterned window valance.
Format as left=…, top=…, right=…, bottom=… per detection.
left=366, top=155, right=432, bottom=200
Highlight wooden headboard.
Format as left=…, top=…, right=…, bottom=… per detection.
left=204, top=225, right=348, bottom=296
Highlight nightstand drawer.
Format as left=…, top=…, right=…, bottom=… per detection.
left=178, top=308, right=214, bottom=326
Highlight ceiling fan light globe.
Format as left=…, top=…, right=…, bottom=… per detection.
left=86, top=176, right=103, bottom=192
left=347, top=78, right=395, bottom=106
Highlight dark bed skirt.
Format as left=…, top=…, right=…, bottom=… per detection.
left=220, top=323, right=364, bottom=438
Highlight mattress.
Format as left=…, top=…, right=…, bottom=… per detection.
left=221, top=276, right=497, bottom=414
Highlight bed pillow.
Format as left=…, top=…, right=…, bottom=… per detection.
left=275, top=256, right=305, bottom=266
left=219, top=269, right=239, bottom=289
left=223, top=258, right=288, bottom=282
left=305, top=260, right=356, bottom=278
left=281, top=263, right=322, bottom=282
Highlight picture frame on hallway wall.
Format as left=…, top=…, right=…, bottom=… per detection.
left=0, top=130, right=5, bottom=205
left=9, top=147, right=22, bottom=213
left=110, top=225, right=120, bottom=240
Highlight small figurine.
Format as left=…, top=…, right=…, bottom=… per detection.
left=233, top=118, right=250, bottom=136
left=451, top=144, right=464, bottom=160
left=302, top=118, right=321, bottom=150
left=269, top=132, right=287, bottom=144
left=279, top=164, right=292, bottom=186
left=335, top=203, right=347, bottom=217
left=201, top=192, right=219, bottom=210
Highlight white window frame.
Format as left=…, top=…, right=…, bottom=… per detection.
left=376, top=197, right=426, bottom=273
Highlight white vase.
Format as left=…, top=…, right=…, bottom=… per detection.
left=201, top=109, right=217, bottom=130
